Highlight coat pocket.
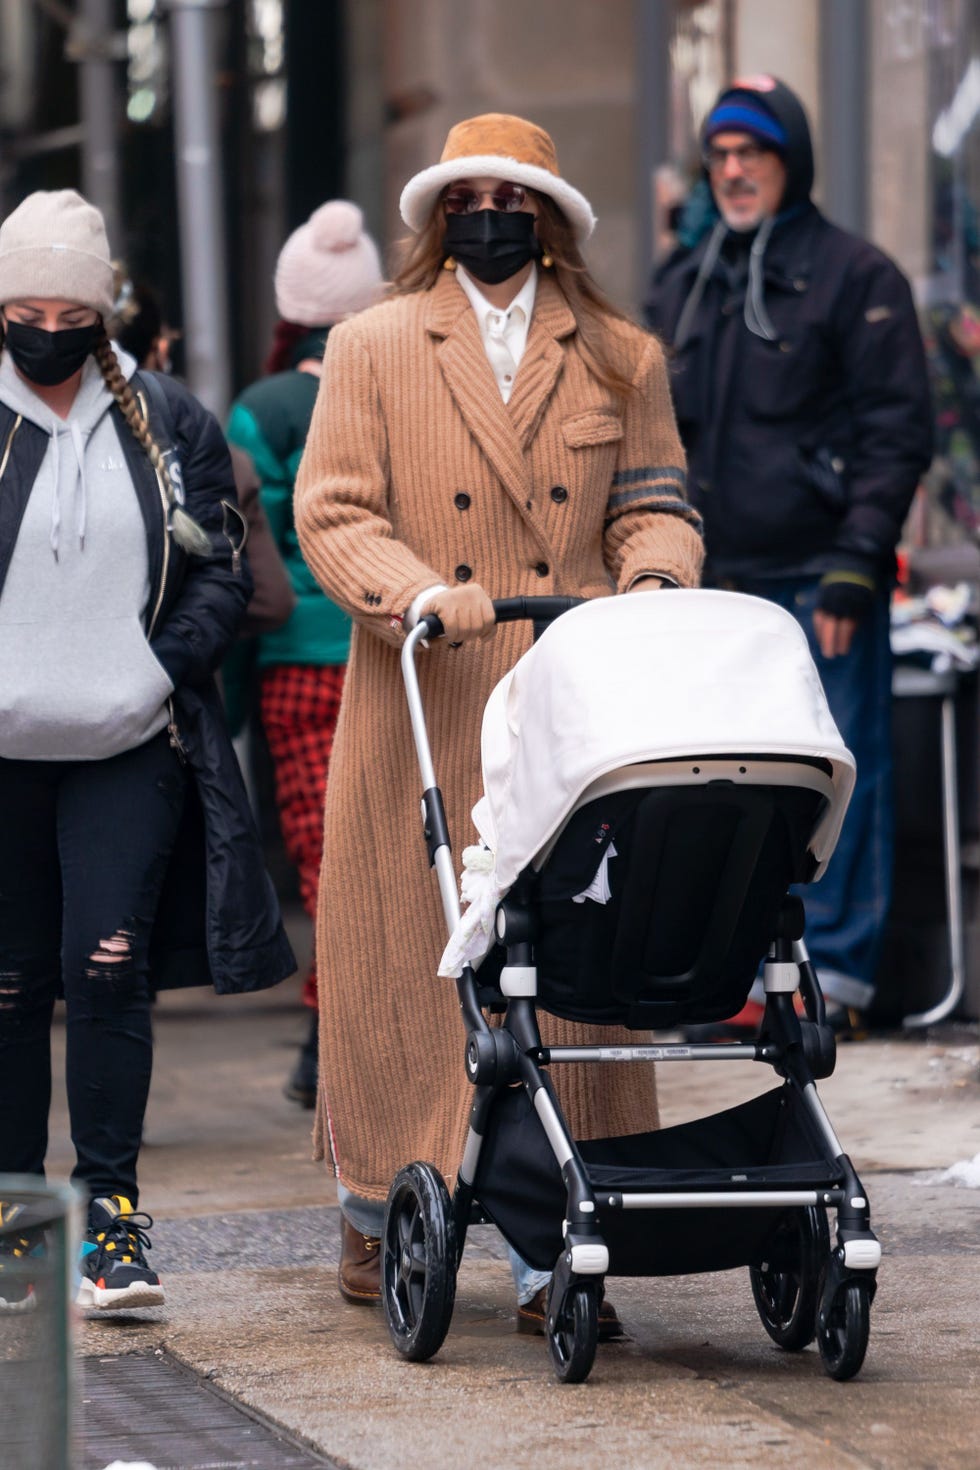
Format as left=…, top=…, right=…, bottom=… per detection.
left=561, top=409, right=624, bottom=448
left=800, top=445, right=848, bottom=515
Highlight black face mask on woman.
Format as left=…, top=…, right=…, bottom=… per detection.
left=3, top=320, right=101, bottom=386
left=443, top=210, right=541, bottom=286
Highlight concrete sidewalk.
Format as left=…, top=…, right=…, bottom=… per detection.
left=47, top=964, right=980, bottom=1469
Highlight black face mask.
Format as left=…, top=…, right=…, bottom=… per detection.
left=3, top=320, right=101, bottom=386
left=443, top=210, right=540, bottom=286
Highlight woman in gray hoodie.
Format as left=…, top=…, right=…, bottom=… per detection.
left=0, top=190, right=293, bottom=1315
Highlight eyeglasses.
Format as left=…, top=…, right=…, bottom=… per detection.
left=702, top=141, right=769, bottom=172
left=442, top=181, right=528, bottom=215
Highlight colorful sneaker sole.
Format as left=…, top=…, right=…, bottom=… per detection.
left=76, top=1278, right=164, bottom=1310
left=0, top=1288, right=36, bottom=1314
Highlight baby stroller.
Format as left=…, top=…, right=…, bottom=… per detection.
left=382, top=592, right=881, bottom=1384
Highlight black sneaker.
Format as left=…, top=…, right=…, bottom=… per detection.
left=77, top=1196, right=164, bottom=1310
left=0, top=1203, right=44, bottom=1314
left=284, top=1012, right=318, bottom=1108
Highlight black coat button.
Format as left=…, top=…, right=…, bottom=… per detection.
left=534, top=561, right=549, bottom=578
left=550, top=485, right=568, bottom=504
left=455, top=564, right=472, bottom=582
left=454, top=492, right=471, bottom=510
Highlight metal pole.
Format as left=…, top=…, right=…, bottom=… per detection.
left=634, top=0, right=672, bottom=307
left=164, top=0, right=231, bottom=418
left=76, top=0, right=122, bottom=250
left=819, top=0, right=868, bottom=234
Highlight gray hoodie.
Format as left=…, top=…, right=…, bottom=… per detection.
left=0, top=346, right=174, bottom=760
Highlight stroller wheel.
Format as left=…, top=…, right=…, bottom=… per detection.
left=750, top=1206, right=829, bottom=1351
left=546, top=1279, right=599, bottom=1384
left=817, top=1277, right=872, bottom=1381
left=382, top=1162, right=457, bottom=1362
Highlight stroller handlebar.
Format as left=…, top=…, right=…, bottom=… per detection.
left=420, top=595, right=584, bottom=642
left=404, top=595, right=585, bottom=940
left=492, top=595, right=585, bottom=624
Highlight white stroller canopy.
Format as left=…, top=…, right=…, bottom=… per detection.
left=439, top=591, right=856, bottom=978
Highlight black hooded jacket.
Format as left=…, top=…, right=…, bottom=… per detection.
left=645, top=78, right=933, bottom=583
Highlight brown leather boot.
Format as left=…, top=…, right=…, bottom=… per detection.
left=338, top=1216, right=382, bottom=1304
left=516, top=1285, right=625, bottom=1340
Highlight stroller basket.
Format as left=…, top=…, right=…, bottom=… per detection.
left=473, top=1085, right=843, bottom=1276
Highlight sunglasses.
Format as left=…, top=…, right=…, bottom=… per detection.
left=442, top=181, right=528, bottom=215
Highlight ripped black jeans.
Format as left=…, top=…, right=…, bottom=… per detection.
left=0, top=731, right=186, bottom=1206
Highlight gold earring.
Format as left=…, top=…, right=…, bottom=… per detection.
left=443, top=256, right=457, bottom=271
left=541, top=253, right=554, bottom=269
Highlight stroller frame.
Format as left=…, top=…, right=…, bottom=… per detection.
left=383, top=598, right=881, bottom=1383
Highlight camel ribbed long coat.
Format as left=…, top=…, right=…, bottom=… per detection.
left=294, top=269, right=703, bottom=1204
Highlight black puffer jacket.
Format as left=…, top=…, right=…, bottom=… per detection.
left=645, top=79, right=933, bottom=582
left=0, top=369, right=296, bottom=994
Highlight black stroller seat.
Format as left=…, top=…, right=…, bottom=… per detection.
left=528, top=764, right=831, bottom=1029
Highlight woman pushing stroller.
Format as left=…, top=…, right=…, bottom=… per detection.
left=295, top=114, right=703, bottom=1328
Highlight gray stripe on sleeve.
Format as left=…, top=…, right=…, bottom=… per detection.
left=612, top=465, right=688, bottom=488
left=608, top=481, right=687, bottom=511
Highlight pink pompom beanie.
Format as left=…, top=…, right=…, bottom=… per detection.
left=274, top=200, right=383, bottom=326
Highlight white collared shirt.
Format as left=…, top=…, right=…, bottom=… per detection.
left=456, top=264, right=537, bottom=404
left=404, top=266, right=540, bottom=631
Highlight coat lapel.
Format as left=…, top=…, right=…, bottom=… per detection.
left=506, top=271, right=576, bottom=449
left=426, top=272, right=531, bottom=518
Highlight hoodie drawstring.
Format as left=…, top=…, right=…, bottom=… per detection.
left=69, top=420, right=88, bottom=550
left=674, top=213, right=781, bottom=348
left=49, top=420, right=90, bottom=559
left=674, top=219, right=727, bottom=350
left=745, top=215, right=778, bottom=340
left=49, top=426, right=61, bottom=560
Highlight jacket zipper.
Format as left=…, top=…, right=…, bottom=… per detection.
left=0, top=415, right=23, bottom=482
left=166, top=696, right=188, bottom=762
left=136, top=390, right=184, bottom=758
left=138, top=389, right=171, bottom=641
left=221, top=498, right=248, bottom=577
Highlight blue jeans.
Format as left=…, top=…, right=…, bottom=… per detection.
left=733, top=576, right=894, bottom=1010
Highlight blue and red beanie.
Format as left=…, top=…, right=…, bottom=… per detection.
left=703, top=89, right=787, bottom=153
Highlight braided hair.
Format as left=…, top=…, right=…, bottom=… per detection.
left=92, top=328, right=212, bottom=556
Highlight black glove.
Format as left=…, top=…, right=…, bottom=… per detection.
left=816, top=571, right=876, bottom=622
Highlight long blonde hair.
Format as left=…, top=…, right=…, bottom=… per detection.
left=391, top=190, right=639, bottom=399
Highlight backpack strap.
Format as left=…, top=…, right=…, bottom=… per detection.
left=134, top=369, right=176, bottom=445
left=133, top=369, right=186, bottom=505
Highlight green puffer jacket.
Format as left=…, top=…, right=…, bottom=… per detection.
left=227, top=368, right=351, bottom=667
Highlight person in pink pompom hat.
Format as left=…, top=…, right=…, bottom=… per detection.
left=226, top=200, right=384, bottom=1105
left=267, top=200, right=383, bottom=372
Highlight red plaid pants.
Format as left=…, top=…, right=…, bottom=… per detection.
left=259, top=663, right=345, bottom=1008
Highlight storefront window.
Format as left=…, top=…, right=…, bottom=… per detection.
left=872, top=0, right=980, bottom=543
left=653, top=0, right=732, bottom=259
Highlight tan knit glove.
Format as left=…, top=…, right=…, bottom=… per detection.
left=421, top=584, right=496, bottom=643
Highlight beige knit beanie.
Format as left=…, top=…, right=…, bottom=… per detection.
left=0, top=189, right=115, bottom=317
left=274, top=200, right=383, bottom=326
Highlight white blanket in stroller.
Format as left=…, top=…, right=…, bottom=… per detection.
left=439, top=591, right=856, bottom=978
